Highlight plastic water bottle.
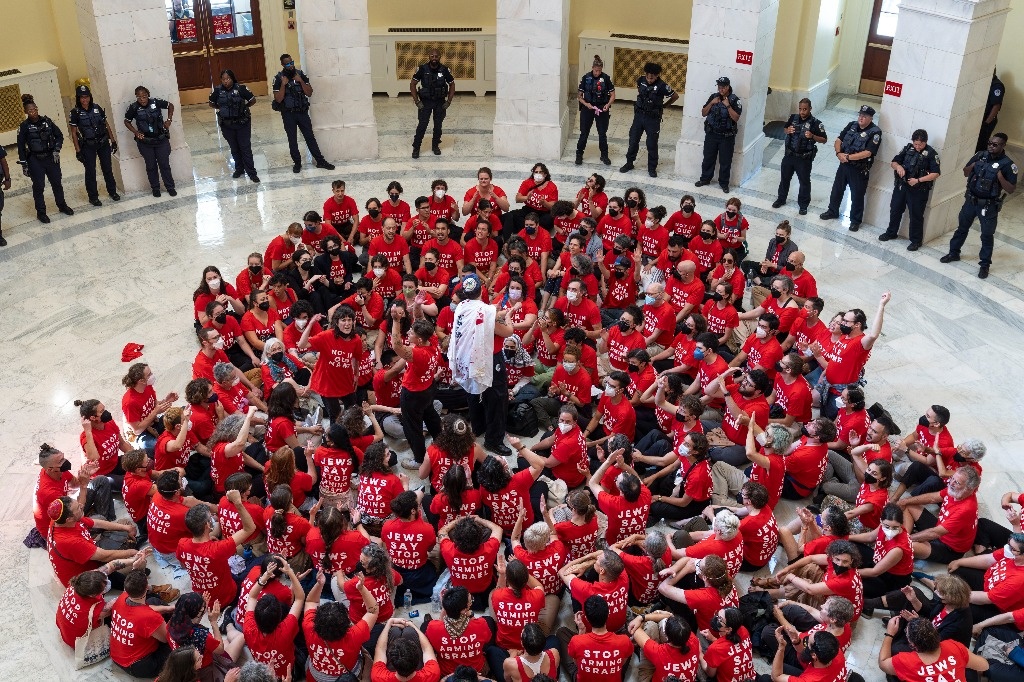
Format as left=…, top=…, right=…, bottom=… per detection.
left=243, top=545, right=254, bottom=562
left=403, top=591, right=412, bottom=612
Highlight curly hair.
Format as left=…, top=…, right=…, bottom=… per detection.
left=434, top=414, right=474, bottom=461
left=477, top=456, right=512, bottom=494
left=121, top=363, right=148, bottom=389
left=360, top=543, right=394, bottom=592
left=360, top=441, right=393, bottom=476
left=448, top=516, right=488, bottom=554
left=313, top=600, right=352, bottom=643
left=264, top=446, right=297, bottom=496
left=696, top=555, right=733, bottom=599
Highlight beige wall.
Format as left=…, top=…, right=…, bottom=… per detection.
left=997, top=2, right=1023, bottom=147
left=367, top=1, right=496, bottom=29
left=568, top=0, right=693, bottom=65
left=6, top=1, right=88, bottom=97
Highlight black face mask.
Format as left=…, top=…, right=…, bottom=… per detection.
left=671, top=269, right=683, bottom=280
left=60, top=459, right=73, bottom=472
left=625, top=199, right=638, bottom=208
left=863, top=472, right=877, bottom=484
left=614, top=270, right=626, bottom=279
left=784, top=262, right=796, bottom=271
left=503, top=349, right=516, bottom=360
left=838, top=323, right=853, bottom=335
left=774, top=361, right=785, bottom=373
left=389, top=193, right=400, bottom=202
left=709, top=615, right=723, bottom=632
left=258, top=301, right=271, bottom=311
left=368, top=209, right=380, bottom=218
left=770, top=289, right=782, bottom=299
left=424, top=261, right=437, bottom=271
left=526, top=226, right=537, bottom=235
left=214, top=313, right=228, bottom=324
left=726, top=210, right=737, bottom=218
left=918, top=415, right=931, bottom=428
left=508, top=270, right=521, bottom=277
left=249, top=264, right=263, bottom=275
left=801, top=425, right=812, bottom=437
left=270, top=351, right=285, bottom=363
left=682, top=204, right=694, bottom=213
left=328, top=248, right=342, bottom=257
left=608, top=209, right=620, bottom=217
left=798, top=648, right=814, bottom=664
left=299, top=261, right=312, bottom=271
left=711, top=292, right=723, bottom=302
left=700, top=232, right=714, bottom=240
left=832, top=563, right=850, bottom=575
left=569, top=267, right=579, bottom=276
left=628, top=365, right=640, bottom=373
left=100, top=410, right=113, bottom=423
left=777, top=235, right=787, bottom=244
left=952, top=453, right=967, bottom=463
left=613, top=247, right=623, bottom=255
left=618, top=320, right=631, bottom=332
left=675, top=411, right=690, bottom=423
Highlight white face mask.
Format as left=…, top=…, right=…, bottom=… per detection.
left=604, top=385, right=616, bottom=397
left=755, top=327, right=768, bottom=339
left=290, top=236, right=301, bottom=245
left=373, top=267, right=386, bottom=277
left=566, top=290, right=579, bottom=302
left=834, top=397, right=846, bottom=409
left=1004, top=543, right=1016, bottom=558
left=563, top=362, right=577, bottom=373
left=232, top=377, right=241, bottom=387
left=645, top=219, right=655, bottom=229
left=756, top=432, right=767, bottom=446
left=434, top=189, right=445, bottom=200
left=296, top=319, right=307, bottom=331
left=558, top=422, right=573, bottom=434
left=677, top=442, right=690, bottom=456
left=208, top=278, right=221, bottom=289
left=146, top=374, right=156, bottom=386
left=533, top=172, right=545, bottom=183
left=882, top=526, right=901, bottom=541
left=508, top=289, right=522, bottom=301
left=213, top=338, right=225, bottom=350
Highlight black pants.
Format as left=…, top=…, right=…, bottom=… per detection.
left=221, top=120, right=256, bottom=176
left=975, top=517, right=1013, bottom=553
left=116, top=641, right=171, bottom=678
left=469, top=352, right=508, bottom=446
left=777, top=153, right=813, bottom=209
left=625, top=111, right=662, bottom=171
left=827, top=163, right=869, bottom=223
left=80, top=140, right=118, bottom=200
left=977, top=117, right=997, bottom=152
left=27, top=153, right=66, bottom=212
left=886, top=183, right=929, bottom=243
left=700, top=131, right=736, bottom=187
left=899, top=461, right=945, bottom=497
left=323, top=393, right=357, bottom=424
left=225, top=343, right=255, bottom=373
left=949, top=198, right=1000, bottom=266
left=136, top=138, right=174, bottom=191
left=401, top=384, right=443, bottom=463
left=281, top=109, right=324, bottom=165
left=414, top=99, right=446, bottom=149
left=577, top=106, right=610, bottom=157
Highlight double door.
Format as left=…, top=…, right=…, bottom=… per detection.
left=167, top=0, right=267, bottom=104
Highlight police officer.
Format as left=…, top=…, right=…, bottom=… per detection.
left=209, top=69, right=258, bottom=182
left=772, top=98, right=826, bottom=215
left=0, top=145, right=10, bottom=246
left=273, top=54, right=335, bottom=173
left=819, top=105, right=881, bottom=231
left=620, top=62, right=677, bottom=178
left=576, top=54, right=615, bottom=166
left=941, top=133, right=1018, bottom=279
left=68, top=85, right=120, bottom=207
left=410, top=49, right=455, bottom=158
left=124, top=86, right=176, bottom=198
left=696, top=76, right=743, bottom=192
left=977, top=69, right=1004, bottom=152
left=878, top=129, right=941, bottom=251
left=17, top=94, right=72, bottom=223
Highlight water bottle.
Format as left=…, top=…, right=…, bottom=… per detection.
left=243, top=545, right=254, bottom=562
left=403, top=591, right=412, bottom=612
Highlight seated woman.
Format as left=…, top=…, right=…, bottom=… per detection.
left=120, top=362, right=176, bottom=454
left=667, top=509, right=744, bottom=580
left=762, top=539, right=865, bottom=622
left=381, top=491, right=437, bottom=605
left=608, top=531, right=672, bottom=609
left=307, top=506, right=370, bottom=589
left=212, top=361, right=267, bottom=417
left=511, top=512, right=566, bottom=635
left=240, top=289, right=285, bottom=356
left=630, top=611, right=699, bottom=682
left=479, top=452, right=545, bottom=534
left=489, top=555, right=547, bottom=674
left=546, top=489, right=599, bottom=563
left=266, top=273, right=298, bottom=324
left=264, top=484, right=313, bottom=576
left=878, top=617, right=988, bottom=682
left=208, top=409, right=262, bottom=499
left=428, top=465, right=482, bottom=528
left=503, top=623, right=559, bottom=682
left=947, top=531, right=1024, bottom=624
left=636, top=387, right=704, bottom=481
left=646, top=432, right=713, bottom=526
left=206, top=300, right=261, bottom=372
left=701, top=481, right=779, bottom=571
left=313, top=422, right=360, bottom=510
left=55, top=567, right=129, bottom=648
left=303, top=572, right=378, bottom=681
left=439, top=516, right=504, bottom=611
left=862, top=575, right=972, bottom=653
left=193, top=266, right=244, bottom=329
left=847, top=503, right=913, bottom=599
left=166, top=593, right=245, bottom=674
left=777, top=504, right=851, bottom=565
left=356, top=441, right=407, bottom=537
left=503, top=334, right=538, bottom=404
left=343, top=403, right=385, bottom=457
left=241, top=560, right=306, bottom=679
left=263, top=445, right=316, bottom=512
left=657, top=554, right=736, bottom=634
left=821, top=459, right=894, bottom=533
left=342, top=544, right=400, bottom=650
left=758, top=596, right=855, bottom=672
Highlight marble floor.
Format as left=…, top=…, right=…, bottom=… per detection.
left=2, top=93, right=1024, bottom=680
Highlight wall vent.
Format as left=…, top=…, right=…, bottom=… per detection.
left=389, top=27, right=482, bottom=33
left=610, top=33, right=688, bottom=45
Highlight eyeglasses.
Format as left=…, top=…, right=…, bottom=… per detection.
left=721, top=259, right=734, bottom=264
left=988, top=141, right=1000, bottom=147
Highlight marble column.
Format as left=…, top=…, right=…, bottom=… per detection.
left=675, top=0, right=780, bottom=185
left=864, top=0, right=1010, bottom=241
left=75, top=0, right=194, bottom=193
left=296, top=0, right=379, bottom=160
left=493, top=0, right=571, bottom=159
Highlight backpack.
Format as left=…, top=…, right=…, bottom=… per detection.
left=506, top=402, right=539, bottom=437
left=738, top=590, right=777, bottom=651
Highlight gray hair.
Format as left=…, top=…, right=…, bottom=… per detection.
left=960, top=438, right=986, bottom=461
left=522, top=522, right=551, bottom=553
left=712, top=509, right=741, bottom=541
left=764, top=424, right=793, bottom=453
left=953, top=465, right=980, bottom=491
left=238, top=661, right=277, bottom=682
left=606, top=433, right=632, bottom=457
left=213, top=361, right=235, bottom=384
left=208, top=412, right=245, bottom=446
left=261, top=337, right=285, bottom=363
left=771, top=274, right=794, bottom=293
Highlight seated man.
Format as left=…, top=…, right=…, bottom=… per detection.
left=702, top=367, right=771, bottom=467
left=590, top=452, right=651, bottom=545
left=372, top=616, right=441, bottom=682
left=782, top=417, right=836, bottom=501
left=559, top=548, right=631, bottom=633
left=147, top=471, right=217, bottom=572
left=110, top=569, right=173, bottom=678
left=900, top=466, right=980, bottom=565
left=767, top=539, right=865, bottom=623
left=46, top=495, right=143, bottom=589
left=438, top=516, right=503, bottom=611
left=423, top=586, right=494, bottom=677
left=177, top=490, right=256, bottom=609
left=820, top=412, right=898, bottom=502
left=558, top=596, right=631, bottom=682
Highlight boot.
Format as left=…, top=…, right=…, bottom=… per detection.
left=0, top=227, right=6, bottom=247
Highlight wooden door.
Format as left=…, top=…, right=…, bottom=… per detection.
left=859, top=0, right=900, bottom=96
left=167, top=0, right=267, bottom=105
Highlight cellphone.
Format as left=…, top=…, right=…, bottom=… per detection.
left=408, top=610, right=419, bottom=618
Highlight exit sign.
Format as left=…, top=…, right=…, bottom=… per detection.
left=736, top=50, right=753, bottom=65
left=884, top=80, right=903, bottom=97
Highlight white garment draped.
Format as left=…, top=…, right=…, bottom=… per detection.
left=449, top=299, right=495, bottom=395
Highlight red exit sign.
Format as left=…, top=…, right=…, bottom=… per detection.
left=884, top=80, right=903, bottom=97
left=736, top=50, right=753, bottom=65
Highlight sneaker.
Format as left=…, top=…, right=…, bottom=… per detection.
left=58, top=205, right=75, bottom=216
left=292, top=162, right=301, bottom=173
left=694, top=179, right=710, bottom=187
left=600, top=156, right=611, bottom=165
left=979, top=265, right=990, bottom=279
left=167, top=189, right=177, bottom=197
left=315, top=160, right=336, bottom=170
left=619, top=163, right=634, bottom=173
left=89, top=198, right=102, bottom=207
left=877, top=233, right=896, bottom=242
left=400, top=457, right=421, bottom=471
left=152, top=189, right=161, bottom=197
left=37, top=212, right=50, bottom=224
left=939, top=253, right=960, bottom=263
left=907, top=242, right=920, bottom=251
left=819, top=211, right=838, bottom=220
left=772, top=200, right=785, bottom=208
left=110, top=192, right=121, bottom=201
left=232, top=169, right=245, bottom=178
left=798, top=207, right=807, bottom=215
left=575, top=153, right=583, bottom=165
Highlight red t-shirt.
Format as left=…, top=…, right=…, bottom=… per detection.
left=344, top=570, right=402, bottom=621
left=403, top=343, right=441, bottom=392
left=177, top=537, right=238, bottom=607
left=485, top=468, right=537, bottom=531
left=237, top=566, right=292, bottom=628
left=236, top=266, right=271, bottom=301
left=263, top=508, right=312, bottom=558
left=513, top=542, right=566, bottom=595
left=381, top=199, right=411, bottom=225
left=368, top=235, right=410, bottom=270
left=357, top=472, right=405, bottom=519
left=550, top=426, right=589, bottom=488
left=872, top=527, right=914, bottom=576
left=666, top=210, right=703, bottom=239
left=763, top=297, right=802, bottom=336
left=982, top=548, right=1024, bottom=611
left=425, top=617, right=492, bottom=676
left=464, top=212, right=501, bottom=240
left=824, top=562, right=864, bottom=620
left=568, top=630, right=633, bottom=682
left=554, top=517, right=600, bottom=562
left=404, top=215, right=437, bottom=248
left=302, top=223, right=341, bottom=255
left=430, top=488, right=483, bottom=528
left=687, top=237, right=724, bottom=274
left=56, top=583, right=104, bottom=647
left=492, top=586, right=545, bottom=648
left=720, top=388, right=770, bottom=446
left=110, top=592, right=165, bottom=666
left=620, top=548, right=673, bottom=603
left=211, top=441, right=244, bottom=494
left=48, top=518, right=99, bottom=586
left=517, top=178, right=558, bottom=212
left=637, top=224, right=669, bottom=258
left=35, top=470, right=76, bottom=536
left=218, top=497, right=263, bottom=545
left=598, top=487, right=652, bottom=544
left=372, top=661, right=441, bottom=682
left=684, top=585, right=738, bottom=630
left=683, top=459, right=713, bottom=503
left=308, top=330, right=363, bottom=398
left=81, top=420, right=123, bottom=477
left=642, top=301, right=676, bottom=346
left=750, top=451, right=785, bottom=509
left=740, top=509, right=779, bottom=566
left=313, top=445, right=357, bottom=498
left=264, top=235, right=297, bottom=267
left=307, top=527, right=370, bottom=576
left=243, top=611, right=299, bottom=679
left=240, top=309, right=281, bottom=343
left=825, top=334, right=872, bottom=385
left=701, top=301, right=740, bottom=337
left=688, top=533, right=744, bottom=578
left=773, top=375, right=813, bottom=423
left=936, top=490, right=978, bottom=553
left=891, top=640, right=969, bottom=682
left=440, top=536, right=499, bottom=593
left=342, top=291, right=385, bottom=329
left=122, top=472, right=153, bottom=522
left=304, top=610, right=369, bottom=680
left=704, top=628, right=756, bottom=682
left=575, top=188, right=607, bottom=219
left=422, top=237, right=464, bottom=273
left=463, top=237, right=500, bottom=271
left=784, top=439, right=829, bottom=496
left=554, top=295, right=602, bottom=331
left=147, top=494, right=190, bottom=554
left=596, top=213, right=635, bottom=251
left=570, top=572, right=630, bottom=632
left=382, top=517, right=437, bottom=569
left=855, top=484, right=890, bottom=530
left=121, top=385, right=157, bottom=433
left=642, top=636, right=701, bottom=682
left=596, top=395, right=637, bottom=441
left=323, top=195, right=359, bottom=226
left=741, top=334, right=785, bottom=379
left=359, top=216, right=384, bottom=242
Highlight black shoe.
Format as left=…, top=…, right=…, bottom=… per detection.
left=232, top=169, right=245, bottom=178
left=620, top=163, right=634, bottom=173
left=152, top=189, right=161, bottom=197
left=315, top=159, right=335, bottom=170
left=694, top=179, right=710, bottom=187
left=819, top=211, right=838, bottom=220
left=772, top=200, right=785, bottom=208
left=485, top=441, right=513, bottom=457
left=600, top=155, right=611, bottom=165
left=907, top=242, right=920, bottom=252
left=249, top=174, right=260, bottom=183
left=720, top=185, right=729, bottom=193
left=292, top=162, right=301, bottom=173
left=167, top=188, right=177, bottom=197
left=110, top=192, right=120, bottom=201
left=37, top=212, right=50, bottom=224
left=412, top=148, right=420, bottom=159
left=798, top=208, right=807, bottom=215
left=848, top=222, right=860, bottom=232
left=939, top=253, right=960, bottom=263
left=648, top=169, right=658, bottom=178
left=89, top=198, right=102, bottom=207
left=0, top=233, right=6, bottom=247
left=59, top=205, right=75, bottom=216
left=878, top=233, right=896, bottom=242
left=979, top=265, right=990, bottom=279
left=575, top=153, right=583, bottom=165
left=432, top=146, right=441, bottom=156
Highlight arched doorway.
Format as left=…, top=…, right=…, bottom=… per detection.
left=167, top=0, right=268, bottom=104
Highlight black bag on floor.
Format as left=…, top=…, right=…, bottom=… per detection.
left=435, top=383, right=469, bottom=412
left=507, top=401, right=539, bottom=437
left=738, top=590, right=776, bottom=649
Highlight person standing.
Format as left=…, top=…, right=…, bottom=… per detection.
left=17, top=94, right=72, bottom=223
left=977, top=69, right=1004, bottom=152
left=620, top=62, right=678, bottom=178
left=272, top=54, right=335, bottom=173
left=68, top=84, right=120, bottom=207
left=941, top=133, right=1018, bottom=279
left=819, top=105, right=881, bottom=231
left=392, top=309, right=443, bottom=468
left=878, top=129, right=941, bottom=251
left=411, top=49, right=455, bottom=158
left=209, top=69, right=259, bottom=182
left=576, top=54, right=615, bottom=166
left=696, top=77, right=743, bottom=193
left=123, top=86, right=176, bottom=197
left=0, top=131, right=11, bottom=246
left=772, top=98, right=826, bottom=215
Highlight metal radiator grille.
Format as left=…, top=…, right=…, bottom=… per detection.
left=613, top=47, right=688, bottom=93
left=396, top=41, right=477, bottom=80
left=0, top=83, right=24, bottom=134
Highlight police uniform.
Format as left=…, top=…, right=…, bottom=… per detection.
left=0, top=145, right=8, bottom=245
left=124, top=97, right=175, bottom=194
left=880, top=142, right=941, bottom=247
left=976, top=74, right=1004, bottom=152
left=16, top=111, right=70, bottom=220
left=272, top=67, right=330, bottom=170
left=945, top=149, right=1018, bottom=272
left=622, top=75, right=676, bottom=176
left=775, top=111, right=826, bottom=212
left=821, top=105, right=881, bottom=229
left=411, top=60, right=455, bottom=156
left=69, top=87, right=119, bottom=204
left=209, top=81, right=257, bottom=180
left=576, top=66, right=615, bottom=163
left=699, top=81, right=743, bottom=190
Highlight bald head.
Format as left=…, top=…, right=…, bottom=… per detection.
left=677, top=260, right=697, bottom=279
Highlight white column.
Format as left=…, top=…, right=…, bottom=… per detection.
left=675, top=0, right=780, bottom=185
left=864, top=0, right=1010, bottom=241
left=297, top=0, right=379, bottom=160
left=493, top=0, right=570, bottom=159
left=75, top=0, right=194, bottom=193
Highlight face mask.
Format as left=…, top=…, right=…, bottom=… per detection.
left=100, top=410, right=113, bottom=423
left=832, top=563, right=850, bottom=575
left=726, top=210, right=737, bottom=218
left=290, top=236, right=301, bottom=245
left=566, top=290, right=579, bottom=302
left=504, top=288, right=522, bottom=301
left=756, top=432, right=767, bottom=446
left=563, top=362, right=577, bottom=373
left=613, top=247, right=623, bottom=255
left=257, top=301, right=271, bottom=311
left=299, top=260, right=312, bottom=270
left=784, top=262, right=796, bottom=271
left=558, top=422, right=573, bottom=434
left=863, top=472, right=878, bottom=484
left=618, top=320, right=631, bottom=333
left=373, top=267, right=386, bottom=277
left=1004, top=544, right=1016, bottom=558
left=682, top=204, right=694, bottom=213
left=709, top=616, right=723, bottom=632
left=645, top=294, right=657, bottom=305
left=449, top=302, right=457, bottom=311
left=693, top=349, right=705, bottom=361
left=270, top=351, right=284, bottom=363
left=525, top=225, right=537, bottom=235
left=533, top=172, right=545, bottom=183
left=146, top=374, right=156, bottom=386
left=614, top=269, right=627, bottom=279
left=60, top=459, right=73, bottom=472
left=952, top=453, right=967, bottom=463
left=569, top=267, right=579, bottom=276
left=770, top=289, right=782, bottom=299
left=645, top=219, right=655, bottom=229
left=604, top=385, right=616, bottom=397
left=776, top=235, right=787, bottom=244
left=834, top=397, right=846, bottom=409
left=608, top=208, right=620, bottom=217
left=711, top=292, right=723, bottom=302
left=208, top=278, right=221, bottom=289
left=918, top=415, right=931, bottom=428
left=249, top=264, right=262, bottom=275
left=213, top=338, right=225, bottom=350
left=503, top=349, right=516, bottom=360
left=509, top=270, right=521, bottom=277
left=402, top=287, right=416, bottom=296
left=295, top=319, right=307, bottom=331
left=305, top=224, right=317, bottom=233
left=755, top=327, right=768, bottom=339
left=701, top=231, right=714, bottom=240
left=677, top=443, right=690, bottom=457
left=839, top=323, right=853, bottom=335
left=368, top=209, right=380, bottom=218
left=798, top=648, right=814, bottom=665
left=882, top=526, right=901, bottom=540
left=390, top=193, right=400, bottom=202
left=434, top=189, right=445, bottom=200
left=625, top=199, right=638, bottom=208
left=207, top=393, right=219, bottom=404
